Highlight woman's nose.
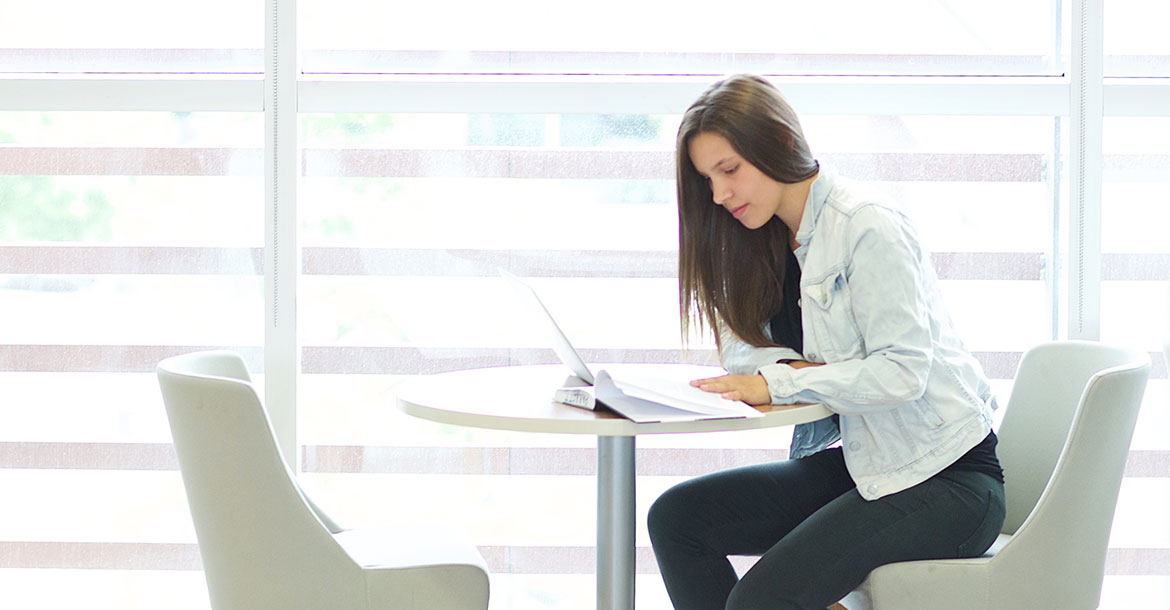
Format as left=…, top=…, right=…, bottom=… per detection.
left=711, top=180, right=730, bottom=205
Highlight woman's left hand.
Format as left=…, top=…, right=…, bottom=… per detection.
left=690, top=374, right=770, bottom=406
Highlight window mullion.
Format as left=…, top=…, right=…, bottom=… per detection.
left=1068, top=0, right=1104, bottom=340
left=265, top=0, right=301, bottom=468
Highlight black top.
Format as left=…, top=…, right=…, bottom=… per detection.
left=767, top=248, right=803, bottom=354
left=768, top=249, right=840, bottom=432
left=766, top=248, right=1003, bottom=483
left=944, top=431, right=1005, bottom=482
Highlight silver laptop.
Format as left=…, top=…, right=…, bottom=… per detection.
left=499, top=268, right=595, bottom=384
left=499, top=268, right=763, bottom=423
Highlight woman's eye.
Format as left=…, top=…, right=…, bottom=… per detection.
left=725, top=166, right=738, bottom=175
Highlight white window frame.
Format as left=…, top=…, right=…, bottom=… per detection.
left=1, top=2, right=1168, bottom=590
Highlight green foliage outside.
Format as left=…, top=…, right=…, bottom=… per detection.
left=302, top=114, right=401, bottom=239
left=560, top=114, right=663, bottom=146
left=303, top=113, right=395, bottom=142
left=0, top=120, right=114, bottom=242
left=0, top=175, right=114, bottom=242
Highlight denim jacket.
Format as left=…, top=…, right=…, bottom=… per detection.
left=719, top=165, right=996, bottom=501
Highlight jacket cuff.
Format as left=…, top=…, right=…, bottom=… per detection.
left=720, top=343, right=802, bottom=376
left=758, top=362, right=802, bottom=404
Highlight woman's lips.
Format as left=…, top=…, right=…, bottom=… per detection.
left=730, top=203, right=749, bottom=219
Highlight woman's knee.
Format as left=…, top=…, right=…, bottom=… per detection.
left=647, top=483, right=691, bottom=542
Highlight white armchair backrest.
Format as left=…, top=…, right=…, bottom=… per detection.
left=996, top=340, right=1146, bottom=534
left=158, top=350, right=363, bottom=608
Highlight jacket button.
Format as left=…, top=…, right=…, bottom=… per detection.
left=849, top=441, right=861, bottom=451
left=867, top=484, right=878, bottom=495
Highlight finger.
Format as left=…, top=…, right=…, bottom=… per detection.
left=690, top=375, right=729, bottom=389
left=694, top=381, right=728, bottom=394
left=701, top=383, right=740, bottom=396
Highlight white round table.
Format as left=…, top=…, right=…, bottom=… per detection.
left=396, top=363, right=832, bottom=610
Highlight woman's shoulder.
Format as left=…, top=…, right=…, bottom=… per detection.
left=823, top=174, right=903, bottom=219
left=817, top=185, right=911, bottom=242
left=812, top=177, right=924, bottom=257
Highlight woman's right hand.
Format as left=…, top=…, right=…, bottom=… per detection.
left=783, top=360, right=824, bottom=370
left=690, top=374, right=771, bottom=406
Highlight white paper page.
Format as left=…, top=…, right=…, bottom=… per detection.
left=592, top=371, right=733, bottom=423
left=607, top=372, right=763, bottom=418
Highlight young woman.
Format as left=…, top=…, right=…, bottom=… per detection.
left=647, top=74, right=1006, bottom=610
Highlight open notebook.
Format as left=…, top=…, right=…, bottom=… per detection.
left=500, top=269, right=763, bottom=423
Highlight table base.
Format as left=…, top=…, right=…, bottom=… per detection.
left=597, top=435, right=635, bottom=610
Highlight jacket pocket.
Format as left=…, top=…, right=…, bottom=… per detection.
left=803, top=270, right=862, bottom=359
left=910, top=397, right=945, bottom=428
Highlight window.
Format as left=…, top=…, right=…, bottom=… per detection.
left=2, top=0, right=1168, bottom=607
left=0, top=0, right=262, bottom=73
left=0, top=110, right=262, bottom=605
left=300, top=0, right=1060, bottom=76
left=1106, top=0, right=1170, bottom=76
left=0, top=1, right=262, bottom=603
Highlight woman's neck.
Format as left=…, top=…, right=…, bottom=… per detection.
left=779, top=172, right=818, bottom=249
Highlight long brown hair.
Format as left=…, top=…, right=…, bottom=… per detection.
left=676, top=74, right=819, bottom=349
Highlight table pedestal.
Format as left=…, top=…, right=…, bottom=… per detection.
left=597, top=435, right=636, bottom=610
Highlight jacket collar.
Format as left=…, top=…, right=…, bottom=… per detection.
left=793, top=162, right=834, bottom=249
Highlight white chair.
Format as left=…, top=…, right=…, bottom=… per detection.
left=157, top=350, right=490, bottom=609
left=843, top=340, right=1150, bottom=610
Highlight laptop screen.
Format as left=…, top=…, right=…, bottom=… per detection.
left=500, top=268, right=596, bottom=385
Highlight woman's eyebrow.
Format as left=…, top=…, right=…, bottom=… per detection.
left=710, top=157, right=736, bottom=172
left=695, top=155, right=736, bottom=177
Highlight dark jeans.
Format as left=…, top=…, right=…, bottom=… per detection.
left=647, top=447, right=1005, bottom=610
